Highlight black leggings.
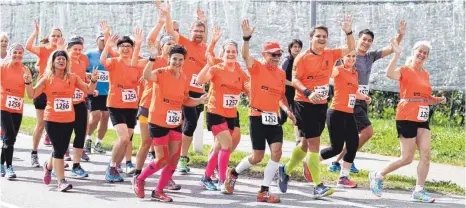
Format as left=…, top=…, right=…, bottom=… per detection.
left=320, top=109, right=359, bottom=163
left=45, top=121, right=74, bottom=159
left=1, top=111, right=22, bottom=167
left=72, top=102, right=88, bottom=149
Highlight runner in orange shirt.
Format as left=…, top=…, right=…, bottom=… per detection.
left=158, top=2, right=209, bottom=173
left=100, top=29, right=143, bottom=182
left=222, top=20, right=296, bottom=202
left=131, top=45, right=207, bottom=202
left=67, top=37, right=93, bottom=177
left=277, top=14, right=355, bottom=198
left=24, top=50, right=98, bottom=192
left=370, top=40, right=446, bottom=203
left=195, top=37, right=249, bottom=193
left=319, top=51, right=371, bottom=189
left=0, top=44, right=33, bottom=179
left=25, top=20, right=65, bottom=168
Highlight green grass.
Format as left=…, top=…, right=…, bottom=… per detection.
left=235, top=105, right=465, bottom=166
left=18, top=115, right=465, bottom=195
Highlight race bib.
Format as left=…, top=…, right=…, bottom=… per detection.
left=314, top=85, right=329, bottom=99
left=122, top=89, right=137, bottom=103
left=6, top=95, right=23, bottom=111
left=166, top=110, right=181, bottom=125
left=261, top=111, right=278, bottom=125
left=54, top=98, right=72, bottom=112
left=223, top=94, right=239, bottom=108
left=98, top=71, right=109, bottom=83
left=190, top=74, right=204, bottom=89
left=417, top=106, right=429, bottom=121
left=73, top=88, right=84, bottom=101
left=348, top=94, right=356, bottom=108
left=358, top=85, right=370, bottom=96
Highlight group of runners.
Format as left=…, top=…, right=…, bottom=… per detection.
left=0, top=0, right=447, bottom=204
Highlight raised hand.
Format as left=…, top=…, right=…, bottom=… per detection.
left=157, top=9, right=166, bottom=23
left=107, top=34, right=119, bottom=47
left=148, top=42, right=159, bottom=57
left=91, top=67, right=99, bottom=82
left=241, top=19, right=255, bottom=37
left=339, top=14, right=353, bottom=34
left=23, top=68, right=33, bottom=83
left=212, top=25, right=223, bottom=42
left=57, top=37, right=66, bottom=50
left=390, top=39, right=402, bottom=54
left=156, top=0, right=171, bottom=15
left=99, top=20, right=110, bottom=34
left=133, top=27, right=144, bottom=45
left=398, top=20, right=407, bottom=36
left=197, top=8, right=207, bottom=23
left=33, top=20, right=40, bottom=34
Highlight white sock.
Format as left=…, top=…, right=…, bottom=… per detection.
left=235, top=156, right=253, bottom=174
left=376, top=171, right=384, bottom=180
left=96, top=138, right=103, bottom=145
left=86, top=135, right=92, bottom=141
left=262, top=160, right=279, bottom=187
left=414, top=185, right=424, bottom=192
left=340, top=167, right=350, bottom=178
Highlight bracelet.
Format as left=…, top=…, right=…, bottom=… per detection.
left=91, top=79, right=97, bottom=84
left=243, top=36, right=252, bottom=41
left=346, top=31, right=353, bottom=36
left=303, top=89, right=312, bottom=97
left=149, top=57, right=156, bottom=62
left=24, top=82, right=32, bottom=85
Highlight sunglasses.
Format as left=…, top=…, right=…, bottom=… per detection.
left=268, top=53, right=282, bottom=58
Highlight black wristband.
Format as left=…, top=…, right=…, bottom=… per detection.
left=149, top=57, right=156, bottom=62
left=24, top=82, right=32, bottom=85
left=303, top=89, right=312, bottom=97
left=346, top=31, right=353, bottom=36
left=243, top=36, right=252, bottom=41
left=91, top=79, right=97, bottom=84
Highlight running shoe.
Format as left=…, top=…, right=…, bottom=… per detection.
left=1, top=164, right=5, bottom=177
left=126, top=162, right=136, bottom=175
left=350, top=163, right=359, bottom=173
left=31, top=153, right=40, bottom=168
left=71, top=166, right=89, bottom=178
left=303, top=161, right=313, bottom=182
left=64, top=149, right=72, bottom=161
left=313, top=183, right=334, bottom=198
left=257, top=190, right=280, bottom=203
left=151, top=190, right=173, bottom=202
left=114, top=169, right=124, bottom=182
left=57, top=179, right=73, bottom=192
left=6, top=167, right=16, bottom=179
left=164, top=179, right=181, bottom=190
left=224, top=168, right=237, bottom=194
left=43, top=162, right=52, bottom=185
left=327, top=161, right=341, bottom=173
left=131, top=175, right=145, bottom=198
left=369, top=171, right=383, bottom=197
left=81, top=152, right=90, bottom=162
left=176, top=157, right=189, bottom=174
left=411, top=190, right=435, bottom=203
left=200, top=176, right=217, bottom=191
left=116, top=164, right=123, bottom=173
left=93, top=142, right=106, bottom=154
left=84, top=139, right=92, bottom=153
left=277, top=165, right=289, bottom=193
left=105, top=165, right=116, bottom=182
left=337, top=176, right=357, bottom=188
left=211, top=167, right=219, bottom=183
left=220, top=181, right=229, bottom=194
left=43, top=135, right=52, bottom=146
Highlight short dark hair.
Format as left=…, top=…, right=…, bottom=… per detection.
left=358, top=29, right=375, bottom=40
left=309, top=25, right=328, bottom=38
left=288, top=39, right=303, bottom=54
left=169, top=45, right=187, bottom=58
left=116, top=36, right=134, bottom=47
left=67, top=37, right=83, bottom=49
left=191, top=20, right=206, bottom=31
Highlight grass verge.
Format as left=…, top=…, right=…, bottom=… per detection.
left=19, top=116, right=465, bottom=195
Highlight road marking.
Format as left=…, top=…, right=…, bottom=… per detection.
left=0, top=202, right=22, bottom=208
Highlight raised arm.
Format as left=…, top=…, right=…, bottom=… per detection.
left=241, top=19, right=255, bottom=68
left=24, top=75, right=46, bottom=99
left=131, top=27, right=144, bottom=67
left=100, top=20, right=119, bottom=57
left=26, top=20, right=41, bottom=55
left=340, top=14, right=355, bottom=56
left=207, top=25, right=222, bottom=60
left=157, top=0, right=180, bottom=42
left=76, top=67, right=98, bottom=94
left=100, top=34, right=118, bottom=68
left=197, top=8, right=208, bottom=44
left=196, top=62, right=213, bottom=85
left=381, top=20, right=406, bottom=57
left=385, top=39, right=402, bottom=80
left=146, top=11, right=166, bottom=45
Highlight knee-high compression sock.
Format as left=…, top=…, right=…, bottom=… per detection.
left=155, top=165, right=176, bottom=192
left=205, top=150, right=219, bottom=178
left=218, top=149, right=231, bottom=182
left=284, top=146, right=307, bottom=175
left=307, top=152, right=321, bottom=186
left=262, top=160, right=279, bottom=187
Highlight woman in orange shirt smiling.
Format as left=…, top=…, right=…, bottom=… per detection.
left=369, top=40, right=446, bottom=203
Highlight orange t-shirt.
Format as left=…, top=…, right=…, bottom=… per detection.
left=395, top=66, right=432, bottom=122
left=139, top=57, right=168, bottom=109
left=178, top=35, right=207, bottom=94
left=248, top=60, right=286, bottom=117
left=294, top=48, right=342, bottom=104
left=35, top=46, right=56, bottom=78
left=70, top=59, right=89, bottom=104
left=148, top=67, right=189, bottom=128
left=330, top=66, right=359, bottom=113
left=79, top=54, right=89, bottom=69
left=41, top=74, right=86, bottom=123
left=106, top=58, right=141, bottom=109
left=0, top=63, right=28, bottom=114
left=206, top=63, right=248, bottom=118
